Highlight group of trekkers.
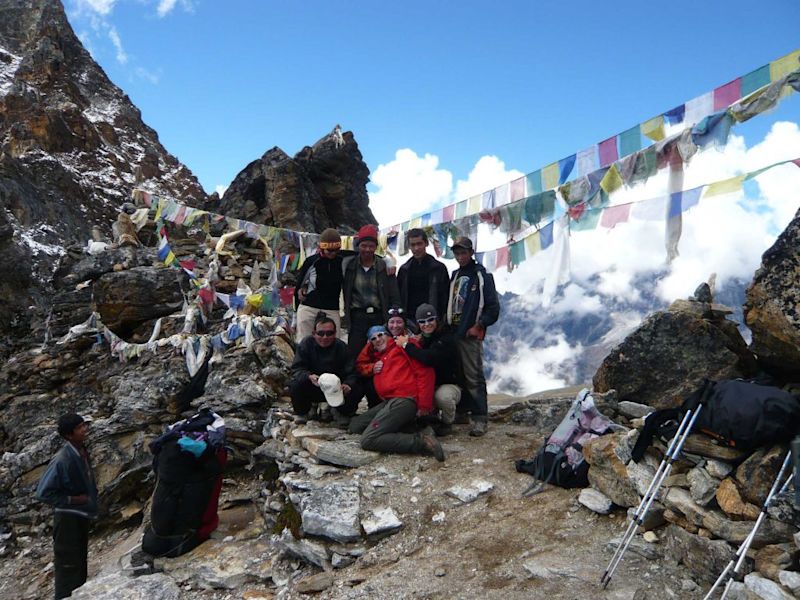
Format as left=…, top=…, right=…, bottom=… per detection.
left=35, top=223, right=499, bottom=599
left=289, top=223, right=500, bottom=462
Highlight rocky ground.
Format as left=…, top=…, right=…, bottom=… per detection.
left=1, top=389, right=716, bottom=600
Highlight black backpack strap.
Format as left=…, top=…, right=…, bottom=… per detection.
left=631, top=408, right=680, bottom=463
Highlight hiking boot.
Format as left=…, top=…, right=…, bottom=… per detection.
left=294, top=414, right=309, bottom=425
left=434, top=422, right=453, bottom=437
left=332, top=409, right=351, bottom=430
left=469, top=417, right=488, bottom=437
left=420, top=432, right=445, bottom=462
left=453, top=412, right=471, bottom=425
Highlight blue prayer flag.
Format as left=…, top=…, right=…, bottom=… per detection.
left=558, top=154, right=576, bottom=184
left=539, top=221, right=554, bottom=249
left=663, top=105, right=686, bottom=125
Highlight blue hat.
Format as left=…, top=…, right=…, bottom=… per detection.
left=367, top=325, right=388, bottom=340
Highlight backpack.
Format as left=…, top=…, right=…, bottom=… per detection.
left=516, top=389, right=614, bottom=496
left=631, top=379, right=800, bottom=463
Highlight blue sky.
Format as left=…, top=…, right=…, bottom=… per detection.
left=66, top=0, right=800, bottom=208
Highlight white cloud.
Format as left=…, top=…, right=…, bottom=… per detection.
left=214, top=184, right=228, bottom=198
left=157, top=0, right=193, bottom=17
left=369, top=151, right=523, bottom=229
left=134, top=66, right=160, bottom=84
left=488, top=335, right=578, bottom=394
left=369, top=149, right=453, bottom=228
left=74, top=0, right=117, bottom=15
left=108, top=27, right=127, bottom=64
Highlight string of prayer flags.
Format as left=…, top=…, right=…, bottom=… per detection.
left=598, top=136, right=618, bottom=167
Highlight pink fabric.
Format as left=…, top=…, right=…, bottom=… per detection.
left=713, top=78, right=742, bottom=111
left=443, top=204, right=455, bottom=222
left=510, top=177, right=526, bottom=202
left=600, top=203, right=632, bottom=229
left=495, top=246, right=509, bottom=269
left=598, top=137, right=619, bottom=167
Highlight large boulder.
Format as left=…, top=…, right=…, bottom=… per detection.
left=593, top=306, right=757, bottom=409
left=744, top=206, right=800, bottom=379
left=215, top=129, right=377, bottom=235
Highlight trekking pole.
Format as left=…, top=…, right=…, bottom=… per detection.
left=702, top=451, right=793, bottom=600
left=600, top=405, right=702, bottom=588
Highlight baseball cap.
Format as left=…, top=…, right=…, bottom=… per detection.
left=450, top=236, right=474, bottom=251
left=318, top=373, right=344, bottom=408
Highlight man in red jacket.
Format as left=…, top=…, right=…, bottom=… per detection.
left=348, top=326, right=444, bottom=460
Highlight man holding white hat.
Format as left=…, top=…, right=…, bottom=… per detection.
left=289, top=314, right=362, bottom=425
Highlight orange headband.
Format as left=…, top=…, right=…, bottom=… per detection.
left=319, top=241, right=341, bottom=250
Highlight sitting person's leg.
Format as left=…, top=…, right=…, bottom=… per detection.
left=434, top=384, right=462, bottom=435
left=359, top=398, right=444, bottom=461
left=289, top=378, right=325, bottom=419
left=348, top=402, right=384, bottom=435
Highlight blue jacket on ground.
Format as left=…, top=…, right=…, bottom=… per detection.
left=35, top=442, right=98, bottom=519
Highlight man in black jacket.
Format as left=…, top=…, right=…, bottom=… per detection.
left=290, top=315, right=362, bottom=424
left=397, top=228, right=449, bottom=319
left=293, top=228, right=347, bottom=343
left=36, top=413, right=98, bottom=599
left=446, top=237, right=500, bottom=437
left=399, top=304, right=462, bottom=436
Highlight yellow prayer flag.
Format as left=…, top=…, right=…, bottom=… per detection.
left=467, top=195, right=481, bottom=214
left=524, top=231, right=541, bottom=257
left=246, top=294, right=263, bottom=308
left=164, top=250, right=176, bottom=266
left=600, top=164, right=623, bottom=195
left=410, top=217, right=422, bottom=228
left=341, top=235, right=354, bottom=251
left=541, top=162, right=560, bottom=190
left=770, top=49, right=800, bottom=82
left=703, top=175, right=744, bottom=198
left=641, top=115, right=665, bottom=142
left=154, top=198, right=164, bottom=221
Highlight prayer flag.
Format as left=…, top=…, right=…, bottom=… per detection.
left=632, top=195, right=667, bottom=221
left=468, top=195, right=482, bottom=214
left=524, top=191, right=556, bottom=225
left=443, top=204, right=455, bottom=222
left=599, top=203, right=631, bottom=228
left=741, top=65, right=771, bottom=97
left=494, top=183, right=510, bottom=207
left=641, top=116, right=665, bottom=142
left=691, top=111, right=734, bottom=149
left=510, top=177, right=526, bottom=202
left=668, top=187, right=703, bottom=218
left=599, top=164, right=623, bottom=195
left=510, top=240, right=526, bottom=266
left=684, top=92, right=714, bottom=126
left=410, top=217, right=422, bottom=228
left=713, top=78, right=742, bottom=110
left=663, top=105, right=686, bottom=126
left=542, top=162, right=560, bottom=190
left=430, top=208, right=444, bottom=226
left=770, top=50, right=800, bottom=82
left=456, top=200, right=468, bottom=218
left=703, top=175, right=744, bottom=198
left=495, top=246, right=509, bottom=270
left=421, top=213, right=432, bottom=226
left=558, top=154, right=576, bottom=184
left=570, top=206, right=601, bottom=231
left=524, top=231, right=541, bottom=257
left=576, top=146, right=599, bottom=177
left=598, top=137, right=618, bottom=167
left=526, top=170, right=543, bottom=195
left=539, top=221, right=554, bottom=249
left=482, top=190, right=495, bottom=210
left=619, top=126, right=642, bottom=157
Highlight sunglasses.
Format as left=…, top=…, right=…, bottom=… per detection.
left=417, top=317, right=437, bottom=325
left=314, top=330, right=336, bottom=337
left=369, top=332, right=387, bottom=342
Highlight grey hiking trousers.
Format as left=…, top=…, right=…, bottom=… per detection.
left=348, top=397, right=421, bottom=455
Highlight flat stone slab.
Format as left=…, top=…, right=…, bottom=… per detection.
left=361, top=507, right=403, bottom=537
left=71, top=573, right=181, bottom=600
left=288, top=426, right=341, bottom=444
left=301, top=482, right=362, bottom=542
left=745, top=573, right=795, bottom=600
left=445, top=480, right=494, bottom=504
left=303, top=437, right=380, bottom=468
left=617, top=401, right=653, bottom=419
left=273, top=529, right=330, bottom=569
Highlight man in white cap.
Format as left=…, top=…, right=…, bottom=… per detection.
left=289, top=314, right=362, bottom=425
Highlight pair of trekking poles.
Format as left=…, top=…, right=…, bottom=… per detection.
left=600, top=404, right=797, bottom=599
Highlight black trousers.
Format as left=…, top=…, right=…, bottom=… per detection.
left=289, top=378, right=363, bottom=417
left=347, top=310, right=384, bottom=357
left=53, top=512, right=89, bottom=599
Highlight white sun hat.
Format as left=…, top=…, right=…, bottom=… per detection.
left=318, top=373, right=344, bottom=408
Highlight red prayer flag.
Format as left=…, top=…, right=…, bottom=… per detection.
left=598, top=137, right=619, bottom=168
left=510, top=177, right=525, bottom=202
left=713, top=78, right=742, bottom=111
left=495, top=246, right=509, bottom=269
left=443, top=204, right=455, bottom=222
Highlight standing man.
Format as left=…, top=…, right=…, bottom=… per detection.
left=342, top=224, right=400, bottom=356
left=290, top=314, right=362, bottom=426
left=294, top=228, right=347, bottom=342
left=36, top=414, right=98, bottom=599
left=446, top=237, right=500, bottom=437
left=397, top=228, right=449, bottom=319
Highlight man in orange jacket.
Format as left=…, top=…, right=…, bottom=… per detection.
left=348, top=326, right=444, bottom=460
